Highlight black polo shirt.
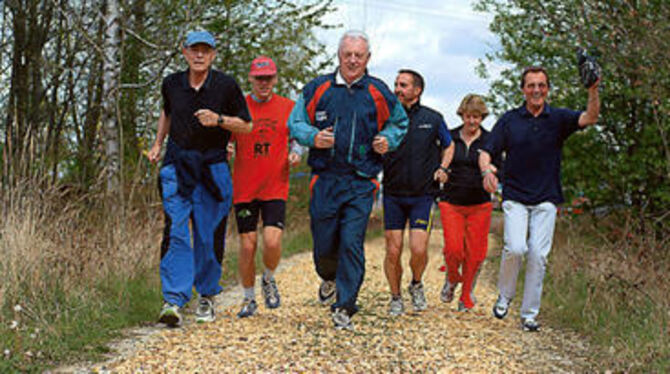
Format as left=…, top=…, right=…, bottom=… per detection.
left=441, top=125, right=501, bottom=206
left=482, top=103, right=582, bottom=205
left=161, top=69, right=251, bottom=158
left=383, top=102, right=451, bottom=197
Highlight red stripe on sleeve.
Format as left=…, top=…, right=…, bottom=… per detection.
left=368, top=84, right=390, bottom=132
left=306, top=81, right=332, bottom=124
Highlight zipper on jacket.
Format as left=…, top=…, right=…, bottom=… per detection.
left=330, top=118, right=338, bottom=158
left=348, top=112, right=357, bottom=163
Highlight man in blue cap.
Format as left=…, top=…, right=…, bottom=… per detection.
left=147, top=30, right=252, bottom=326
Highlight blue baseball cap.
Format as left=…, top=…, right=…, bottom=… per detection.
left=184, top=30, right=216, bottom=48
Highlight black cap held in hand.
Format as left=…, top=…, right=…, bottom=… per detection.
left=577, top=48, right=600, bottom=88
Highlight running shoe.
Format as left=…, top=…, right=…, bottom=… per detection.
left=332, top=308, right=353, bottom=330
left=493, top=295, right=509, bottom=319
left=195, top=296, right=215, bottom=323
left=389, top=296, right=404, bottom=316
left=522, top=318, right=540, bottom=332
left=440, top=279, right=456, bottom=303
left=261, top=276, right=281, bottom=309
left=158, top=302, right=182, bottom=327
left=237, top=298, right=257, bottom=318
left=408, top=282, right=427, bottom=311
left=318, top=280, right=336, bottom=305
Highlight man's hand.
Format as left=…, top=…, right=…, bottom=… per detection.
left=314, top=126, right=335, bottom=149
left=288, top=152, right=301, bottom=167
left=482, top=165, right=498, bottom=193
left=372, top=135, right=389, bottom=154
left=434, top=168, right=448, bottom=184
left=146, top=142, right=162, bottom=164
left=226, top=143, right=235, bottom=161
left=194, top=109, right=220, bottom=127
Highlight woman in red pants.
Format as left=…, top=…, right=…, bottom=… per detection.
left=438, top=94, right=500, bottom=311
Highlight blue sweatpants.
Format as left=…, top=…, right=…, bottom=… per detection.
left=158, top=162, right=232, bottom=307
left=309, top=173, right=375, bottom=316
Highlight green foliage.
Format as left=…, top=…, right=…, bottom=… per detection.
left=474, top=0, right=670, bottom=228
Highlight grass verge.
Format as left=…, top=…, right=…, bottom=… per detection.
left=539, top=213, right=667, bottom=371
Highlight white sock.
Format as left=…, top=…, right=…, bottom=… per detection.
left=243, top=287, right=255, bottom=301
left=263, top=269, right=275, bottom=281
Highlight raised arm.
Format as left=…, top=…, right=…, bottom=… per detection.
left=578, top=80, right=600, bottom=127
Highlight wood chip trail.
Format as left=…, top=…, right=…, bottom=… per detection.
left=84, top=229, right=593, bottom=373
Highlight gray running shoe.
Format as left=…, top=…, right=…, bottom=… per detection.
left=262, top=276, right=281, bottom=309
left=522, top=318, right=540, bottom=332
left=389, top=297, right=404, bottom=316
left=493, top=295, right=509, bottom=319
left=158, top=302, right=182, bottom=327
left=237, top=298, right=257, bottom=318
left=457, top=300, right=471, bottom=312
left=408, top=282, right=427, bottom=311
left=332, top=308, right=353, bottom=330
left=318, top=280, right=336, bottom=305
left=440, top=279, right=456, bottom=303
left=195, top=296, right=215, bottom=323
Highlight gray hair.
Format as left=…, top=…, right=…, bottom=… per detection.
left=338, top=30, right=370, bottom=54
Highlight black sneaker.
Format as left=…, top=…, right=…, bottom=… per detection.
left=522, top=318, right=540, bottom=332
left=237, top=298, right=257, bottom=318
left=332, top=308, right=353, bottom=330
left=261, top=276, right=281, bottom=309
left=318, top=280, right=336, bottom=305
left=493, top=295, right=509, bottom=319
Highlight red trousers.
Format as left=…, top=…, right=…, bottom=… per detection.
left=439, top=201, right=492, bottom=308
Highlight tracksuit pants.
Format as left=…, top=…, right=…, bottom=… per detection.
left=309, top=173, right=376, bottom=316
left=498, top=200, right=557, bottom=320
left=158, top=162, right=232, bottom=307
left=439, top=201, right=492, bottom=308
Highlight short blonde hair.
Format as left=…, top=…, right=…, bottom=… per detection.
left=457, top=94, right=489, bottom=119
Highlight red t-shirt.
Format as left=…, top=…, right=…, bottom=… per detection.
left=231, top=94, right=295, bottom=204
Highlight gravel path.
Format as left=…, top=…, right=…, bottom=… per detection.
left=59, top=229, right=593, bottom=373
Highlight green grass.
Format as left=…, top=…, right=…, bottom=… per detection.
left=0, top=271, right=162, bottom=373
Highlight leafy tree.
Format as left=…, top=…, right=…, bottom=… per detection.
left=475, top=0, right=670, bottom=232
left=0, top=0, right=336, bottom=197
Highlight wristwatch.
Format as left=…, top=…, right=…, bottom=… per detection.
left=439, top=166, right=449, bottom=173
left=217, top=115, right=224, bottom=126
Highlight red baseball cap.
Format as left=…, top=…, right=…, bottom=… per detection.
left=249, top=56, right=277, bottom=76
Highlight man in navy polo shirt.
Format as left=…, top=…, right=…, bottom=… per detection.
left=146, top=30, right=252, bottom=327
left=382, top=69, right=453, bottom=316
left=478, top=66, right=600, bottom=331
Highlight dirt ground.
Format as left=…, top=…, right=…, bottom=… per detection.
left=57, top=228, right=594, bottom=373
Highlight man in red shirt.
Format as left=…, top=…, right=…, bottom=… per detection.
left=230, top=56, right=302, bottom=318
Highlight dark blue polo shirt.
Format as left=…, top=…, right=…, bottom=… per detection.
left=482, top=103, right=582, bottom=205
left=383, top=102, right=451, bottom=197
left=161, top=69, right=251, bottom=159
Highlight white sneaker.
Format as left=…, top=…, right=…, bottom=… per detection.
left=195, top=296, right=215, bottom=323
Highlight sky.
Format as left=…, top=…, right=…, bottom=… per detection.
left=315, top=0, right=506, bottom=130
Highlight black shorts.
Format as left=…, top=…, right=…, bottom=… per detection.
left=234, top=199, right=286, bottom=234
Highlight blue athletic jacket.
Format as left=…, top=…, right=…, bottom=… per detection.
left=288, top=70, right=408, bottom=178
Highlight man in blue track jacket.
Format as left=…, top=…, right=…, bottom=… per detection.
left=288, top=30, right=408, bottom=330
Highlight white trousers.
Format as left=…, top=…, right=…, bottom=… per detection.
left=498, top=200, right=557, bottom=320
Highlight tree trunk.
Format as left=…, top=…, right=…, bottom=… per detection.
left=103, top=0, right=121, bottom=194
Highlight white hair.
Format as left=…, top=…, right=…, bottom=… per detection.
left=338, top=30, right=370, bottom=54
